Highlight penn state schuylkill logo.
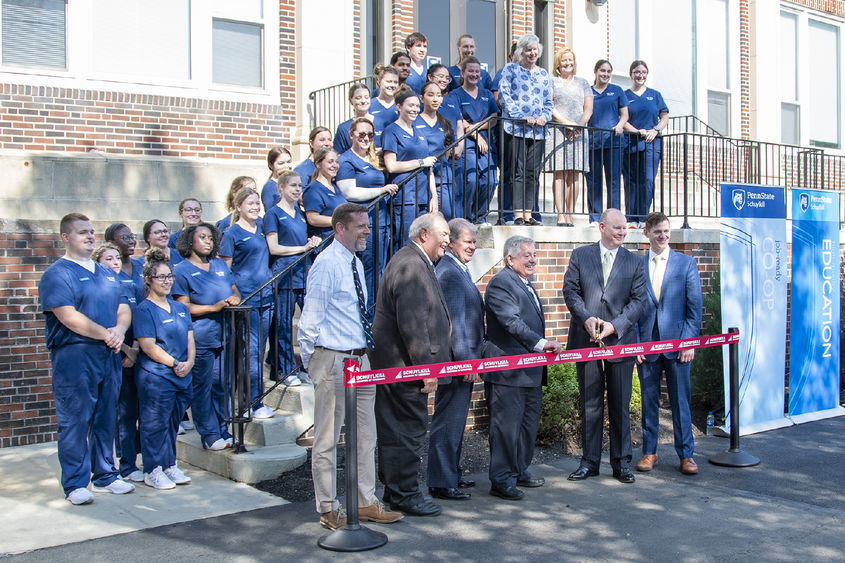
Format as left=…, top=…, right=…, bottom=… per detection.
left=799, top=193, right=809, bottom=213
left=732, top=188, right=745, bottom=211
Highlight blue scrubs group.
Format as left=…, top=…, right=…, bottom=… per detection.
left=115, top=264, right=142, bottom=478
left=586, top=84, right=629, bottom=222
left=623, top=87, right=668, bottom=223
left=39, top=259, right=128, bottom=495
left=303, top=179, right=348, bottom=240
left=381, top=121, right=432, bottom=246
left=414, top=115, right=455, bottom=221
left=370, top=98, right=398, bottom=148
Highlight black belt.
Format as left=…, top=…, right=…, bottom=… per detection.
left=321, top=347, right=368, bottom=356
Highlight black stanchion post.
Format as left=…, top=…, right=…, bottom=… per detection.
left=318, top=358, right=387, bottom=552
left=709, top=327, right=760, bottom=467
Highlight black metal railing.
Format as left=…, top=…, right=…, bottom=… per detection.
left=309, top=75, right=376, bottom=132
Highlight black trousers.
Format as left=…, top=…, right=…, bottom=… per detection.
left=486, top=382, right=542, bottom=489
left=375, top=381, right=428, bottom=507
left=427, top=378, right=474, bottom=489
left=504, top=134, right=544, bottom=213
left=577, top=359, right=634, bottom=472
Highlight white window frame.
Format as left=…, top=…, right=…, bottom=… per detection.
left=694, top=0, right=739, bottom=137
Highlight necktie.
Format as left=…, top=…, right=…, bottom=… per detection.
left=602, top=250, right=614, bottom=285
left=524, top=279, right=541, bottom=311
left=463, top=265, right=474, bottom=285
left=652, top=255, right=665, bottom=302
left=351, top=257, right=375, bottom=350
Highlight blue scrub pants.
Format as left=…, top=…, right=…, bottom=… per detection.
left=362, top=224, right=389, bottom=316
left=585, top=145, right=623, bottom=222
left=392, top=203, right=427, bottom=249
left=116, top=365, right=141, bottom=477
left=639, top=354, right=694, bottom=459
left=622, top=139, right=662, bottom=223
left=437, top=182, right=454, bottom=221
left=136, top=367, right=192, bottom=471
left=276, top=287, right=304, bottom=379
left=457, top=147, right=497, bottom=223
left=51, top=342, right=121, bottom=495
left=191, top=346, right=227, bottom=447
left=245, top=298, right=273, bottom=407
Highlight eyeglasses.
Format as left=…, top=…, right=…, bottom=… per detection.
left=151, top=274, right=174, bottom=281
left=355, top=132, right=374, bottom=140
left=151, top=228, right=169, bottom=236
left=119, top=233, right=136, bottom=242
left=182, top=207, right=202, bottom=213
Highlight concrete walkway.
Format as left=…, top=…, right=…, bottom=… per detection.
left=4, top=416, right=845, bottom=561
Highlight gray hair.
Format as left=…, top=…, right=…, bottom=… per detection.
left=514, top=33, right=542, bottom=61
left=448, top=218, right=476, bottom=242
left=503, top=235, right=534, bottom=261
left=409, top=211, right=445, bottom=240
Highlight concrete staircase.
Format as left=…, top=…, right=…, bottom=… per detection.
left=176, top=381, right=312, bottom=484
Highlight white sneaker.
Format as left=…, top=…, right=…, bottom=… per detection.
left=180, top=420, right=194, bottom=432
left=92, top=478, right=135, bottom=494
left=207, top=438, right=229, bottom=451
left=126, top=470, right=145, bottom=482
left=177, top=424, right=186, bottom=435
left=252, top=405, right=275, bottom=419
left=66, top=487, right=94, bottom=505
left=164, top=464, right=191, bottom=485
left=144, top=466, right=176, bottom=490
left=283, top=374, right=302, bottom=387
left=298, top=372, right=313, bottom=385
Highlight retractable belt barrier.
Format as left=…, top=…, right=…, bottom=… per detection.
left=344, top=332, right=740, bottom=387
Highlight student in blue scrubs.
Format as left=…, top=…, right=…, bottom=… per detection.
left=448, top=34, right=494, bottom=92
left=172, top=222, right=241, bottom=450
left=135, top=220, right=182, bottom=273
left=168, top=198, right=203, bottom=251
left=336, top=117, right=399, bottom=306
left=334, top=83, right=373, bottom=155
left=133, top=248, right=195, bottom=489
left=623, top=60, right=669, bottom=225
left=404, top=32, right=429, bottom=94
left=294, top=127, right=333, bottom=187
left=370, top=65, right=400, bottom=148
left=417, top=81, right=458, bottom=221
left=220, top=187, right=275, bottom=419
left=39, top=213, right=135, bottom=504
left=261, top=147, right=293, bottom=213
left=265, top=171, right=322, bottom=386
left=585, top=59, right=629, bottom=223
left=217, top=176, right=258, bottom=233
left=303, top=147, right=348, bottom=239
left=447, top=56, right=500, bottom=224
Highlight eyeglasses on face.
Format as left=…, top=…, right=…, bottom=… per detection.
left=119, top=233, right=136, bottom=242
left=182, top=207, right=202, bottom=213
left=151, top=228, right=169, bottom=236
left=151, top=274, right=174, bottom=281
left=355, top=131, right=374, bottom=140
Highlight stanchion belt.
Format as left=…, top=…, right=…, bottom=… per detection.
left=344, top=332, right=739, bottom=387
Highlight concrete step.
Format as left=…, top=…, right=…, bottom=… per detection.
left=261, top=380, right=314, bottom=431
left=243, top=410, right=304, bottom=447
left=176, top=430, right=307, bottom=484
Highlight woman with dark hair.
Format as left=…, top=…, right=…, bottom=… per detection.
left=427, top=63, right=452, bottom=94
left=334, top=83, right=373, bottom=155
left=623, top=60, right=669, bottom=226
left=370, top=64, right=400, bottom=148
left=217, top=176, right=258, bottom=233
left=133, top=247, right=195, bottom=489
left=294, top=127, right=333, bottom=187
left=585, top=59, right=629, bottom=224
left=265, top=171, right=321, bottom=386
left=261, top=147, right=293, bottom=213
left=303, top=147, right=348, bottom=239
left=417, top=81, right=459, bottom=220
left=172, top=222, right=240, bottom=450
left=168, top=198, right=203, bottom=250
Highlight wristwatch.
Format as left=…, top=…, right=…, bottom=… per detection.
left=418, top=158, right=424, bottom=166
left=172, top=358, right=179, bottom=368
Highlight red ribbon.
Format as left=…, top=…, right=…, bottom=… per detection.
left=344, top=332, right=739, bottom=387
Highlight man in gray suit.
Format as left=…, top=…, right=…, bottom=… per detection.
left=428, top=219, right=484, bottom=501
left=373, top=213, right=452, bottom=517
left=485, top=235, right=562, bottom=500
left=563, top=208, right=646, bottom=484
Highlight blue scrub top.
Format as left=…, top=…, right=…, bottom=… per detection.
left=261, top=179, right=280, bottom=214
left=133, top=298, right=193, bottom=385
left=370, top=98, right=398, bottom=147
left=168, top=230, right=181, bottom=251
left=118, top=261, right=144, bottom=306
left=381, top=121, right=431, bottom=205
left=447, top=86, right=498, bottom=144
left=171, top=258, right=234, bottom=349
left=448, top=66, right=493, bottom=92
left=337, top=149, right=390, bottom=227
left=405, top=65, right=427, bottom=94
left=439, top=96, right=462, bottom=132
left=334, top=119, right=353, bottom=155
left=589, top=84, right=629, bottom=148
left=303, top=179, right=347, bottom=239
left=625, top=87, right=668, bottom=130
left=40, top=259, right=128, bottom=349
left=294, top=158, right=315, bottom=187
left=491, top=67, right=504, bottom=92
left=413, top=115, right=452, bottom=185
left=264, top=203, right=309, bottom=288
left=220, top=222, right=272, bottom=303
left=131, top=252, right=183, bottom=289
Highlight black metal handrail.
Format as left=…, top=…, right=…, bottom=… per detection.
left=308, top=75, right=376, bottom=131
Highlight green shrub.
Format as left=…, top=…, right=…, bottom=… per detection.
left=538, top=362, right=579, bottom=444
left=690, top=270, right=725, bottom=413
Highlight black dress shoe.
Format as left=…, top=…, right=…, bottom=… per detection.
left=568, top=466, right=600, bottom=481
left=526, top=217, right=542, bottom=226
left=514, top=217, right=525, bottom=225
left=613, top=468, right=636, bottom=484
left=489, top=486, right=525, bottom=500
left=516, top=477, right=545, bottom=488
left=429, top=487, right=471, bottom=500
left=390, top=500, right=442, bottom=516
left=457, top=478, right=475, bottom=488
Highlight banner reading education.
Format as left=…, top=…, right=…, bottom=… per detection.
left=720, top=183, right=787, bottom=433
left=789, top=188, right=841, bottom=416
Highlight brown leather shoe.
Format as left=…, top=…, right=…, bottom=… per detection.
left=636, top=454, right=658, bottom=472
left=358, top=501, right=404, bottom=523
left=319, top=508, right=347, bottom=530
left=680, top=457, right=699, bottom=475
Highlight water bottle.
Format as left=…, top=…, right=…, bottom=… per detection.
left=706, top=411, right=715, bottom=436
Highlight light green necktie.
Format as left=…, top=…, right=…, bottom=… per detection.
left=602, top=250, right=613, bottom=285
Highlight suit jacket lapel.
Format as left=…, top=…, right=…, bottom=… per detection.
left=642, top=253, right=658, bottom=305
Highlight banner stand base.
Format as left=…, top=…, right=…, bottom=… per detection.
left=318, top=524, right=387, bottom=552
left=708, top=449, right=760, bottom=467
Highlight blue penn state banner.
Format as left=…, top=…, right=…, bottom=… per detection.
left=720, top=183, right=788, bottom=432
left=789, top=188, right=841, bottom=416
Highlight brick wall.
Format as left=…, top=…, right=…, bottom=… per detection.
left=739, top=0, right=751, bottom=139
left=391, top=0, right=415, bottom=52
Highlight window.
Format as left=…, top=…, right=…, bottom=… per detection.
left=533, top=0, right=550, bottom=70
left=808, top=19, right=840, bottom=148
left=1, top=0, right=66, bottom=70
left=609, top=0, right=637, bottom=77
left=781, top=103, right=800, bottom=146
left=779, top=11, right=799, bottom=145
left=467, top=0, right=496, bottom=70
left=707, top=90, right=730, bottom=137
left=418, top=0, right=450, bottom=63
left=212, top=19, right=263, bottom=88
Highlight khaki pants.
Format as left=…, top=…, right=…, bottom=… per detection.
left=309, top=347, right=377, bottom=513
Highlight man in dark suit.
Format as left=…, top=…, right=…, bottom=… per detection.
left=634, top=212, right=703, bottom=475
left=563, top=208, right=646, bottom=484
left=428, top=219, right=484, bottom=501
left=485, top=235, right=562, bottom=500
left=372, top=212, right=452, bottom=517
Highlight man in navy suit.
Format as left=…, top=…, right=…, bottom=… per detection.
left=563, top=208, right=646, bottom=484
left=428, top=219, right=484, bottom=501
left=634, top=212, right=703, bottom=475
left=485, top=235, right=562, bottom=500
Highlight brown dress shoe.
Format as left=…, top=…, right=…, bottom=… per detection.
left=636, top=454, right=658, bottom=472
left=319, top=508, right=347, bottom=530
left=358, top=501, right=404, bottom=523
left=680, top=457, right=699, bottom=475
